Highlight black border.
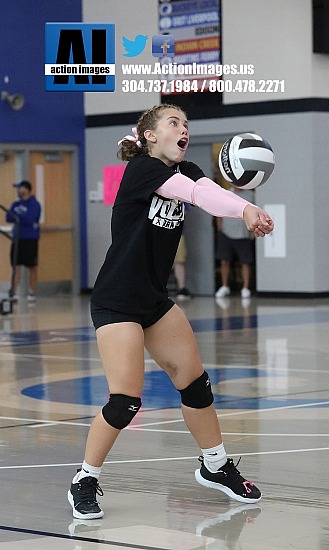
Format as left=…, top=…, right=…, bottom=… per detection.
left=86, top=97, right=329, bottom=127
left=256, top=291, right=329, bottom=298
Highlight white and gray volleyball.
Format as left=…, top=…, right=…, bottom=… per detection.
left=218, top=133, right=275, bottom=189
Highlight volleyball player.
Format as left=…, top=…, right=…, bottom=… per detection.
left=68, top=104, right=274, bottom=519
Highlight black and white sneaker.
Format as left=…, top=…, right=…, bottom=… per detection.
left=195, top=457, right=261, bottom=503
left=68, top=474, right=104, bottom=519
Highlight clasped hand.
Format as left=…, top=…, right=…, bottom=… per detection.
left=243, top=205, right=274, bottom=237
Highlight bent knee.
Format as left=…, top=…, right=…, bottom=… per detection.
left=102, top=394, right=141, bottom=429
left=179, top=371, right=214, bottom=409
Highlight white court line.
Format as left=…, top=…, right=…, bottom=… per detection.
left=1, top=417, right=328, bottom=437
left=126, top=428, right=329, bottom=437
left=0, top=446, right=329, bottom=470
left=28, top=422, right=59, bottom=428
left=0, top=415, right=91, bottom=427
left=129, top=400, right=329, bottom=428
left=2, top=398, right=329, bottom=429
left=223, top=432, right=329, bottom=437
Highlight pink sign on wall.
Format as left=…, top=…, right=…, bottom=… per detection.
left=103, top=165, right=126, bottom=206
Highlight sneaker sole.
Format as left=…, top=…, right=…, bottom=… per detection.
left=67, top=490, right=104, bottom=519
left=195, top=469, right=262, bottom=504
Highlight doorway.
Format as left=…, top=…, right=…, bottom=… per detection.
left=0, top=145, right=79, bottom=297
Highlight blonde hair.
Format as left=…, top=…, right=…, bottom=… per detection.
left=118, top=104, right=187, bottom=162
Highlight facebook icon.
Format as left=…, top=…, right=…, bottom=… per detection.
left=152, top=34, right=175, bottom=57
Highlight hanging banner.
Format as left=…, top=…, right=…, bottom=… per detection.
left=158, top=0, right=221, bottom=94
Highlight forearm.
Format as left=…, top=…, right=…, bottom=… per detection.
left=6, top=211, right=15, bottom=223
left=156, top=174, right=252, bottom=218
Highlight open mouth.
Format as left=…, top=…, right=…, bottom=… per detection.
left=177, top=137, right=188, bottom=150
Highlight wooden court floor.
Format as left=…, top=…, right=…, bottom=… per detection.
left=0, top=294, right=328, bottom=549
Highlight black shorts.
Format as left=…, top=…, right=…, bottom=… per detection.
left=11, top=239, right=39, bottom=267
left=216, top=231, right=254, bottom=264
left=91, top=298, right=175, bottom=330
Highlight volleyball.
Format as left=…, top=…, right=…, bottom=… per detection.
left=218, top=133, right=275, bottom=189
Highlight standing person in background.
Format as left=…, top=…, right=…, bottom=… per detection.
left=173, top=203, right=191, bottom=301
left=6, top=181, right=41, bottom=302
left=215, top=187, right=255, bottom=299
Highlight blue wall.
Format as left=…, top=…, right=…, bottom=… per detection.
left=0, top=0, right=87, bottom=287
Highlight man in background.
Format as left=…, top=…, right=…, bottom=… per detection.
left=6, top=180, right=41, bottom=301
left=215, top=187, right=255, bottom=300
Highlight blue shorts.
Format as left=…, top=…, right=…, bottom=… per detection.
left=90, top=298, right=175, bottom=330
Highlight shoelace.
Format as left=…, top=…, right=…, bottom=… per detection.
left=223, top=458, right=244, bottom=479
left=223, top=459, right=256, bottom=494
left=78, top=479, right=104, bottom=503
left=199, top=456, right=243, bottom=476
left=199, top=456, right=256, bottom=495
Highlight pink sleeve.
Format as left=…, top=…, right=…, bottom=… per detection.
left=156, top=174, right=253, bottom=218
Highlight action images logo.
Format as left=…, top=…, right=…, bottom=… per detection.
left=45, top=23, right=115, bottom=92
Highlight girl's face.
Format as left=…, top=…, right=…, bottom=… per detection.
left=145, top=108, right=189, bottom=166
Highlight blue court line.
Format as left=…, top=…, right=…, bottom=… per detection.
left=21, top=368, right=329, bottom=410
left=189, top=309, right=329, bottom=332
left=2, top=308, right=329, bottom=348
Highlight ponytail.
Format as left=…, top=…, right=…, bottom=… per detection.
left=117, top=104, right=186, bottom=162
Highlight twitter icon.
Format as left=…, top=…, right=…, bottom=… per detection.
left=122, top=34, right=148, bottom=57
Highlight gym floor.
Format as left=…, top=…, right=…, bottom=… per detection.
left=0, top=292, right=328, bottom=550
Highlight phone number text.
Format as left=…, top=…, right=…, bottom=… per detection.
left=122, top=79, right=285, bottom=93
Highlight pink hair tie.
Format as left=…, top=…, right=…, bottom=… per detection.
left=118, top=127, right=142, bottom=148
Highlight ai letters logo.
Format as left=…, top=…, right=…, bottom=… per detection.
left=45, top=23, right=115, bottom=92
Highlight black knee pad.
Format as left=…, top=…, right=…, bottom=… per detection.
left=179, top=371, right=214, bottom=409
left=102, top=394, right=141, bottom=429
